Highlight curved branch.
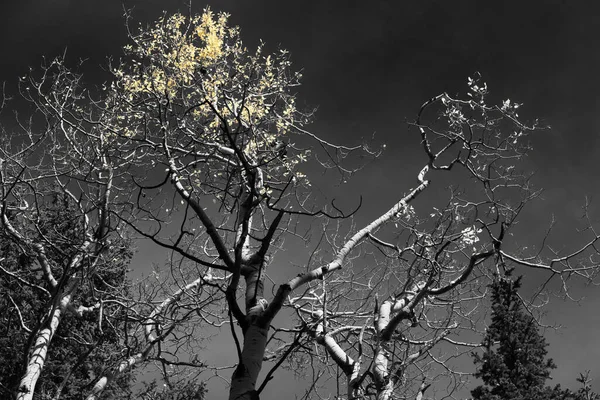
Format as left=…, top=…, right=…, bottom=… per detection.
left=264, top=177, right=430, bottom=323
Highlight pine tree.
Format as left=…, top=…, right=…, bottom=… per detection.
left=472, top=273, right=598, bottom=400
left=472, top=273, right=557, bottom=400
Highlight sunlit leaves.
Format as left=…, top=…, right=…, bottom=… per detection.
left=110, top=8, right=312, bottom=199
left=195, top=10, right=226, bottom=62
left=460, top=225, right=482, bottom=247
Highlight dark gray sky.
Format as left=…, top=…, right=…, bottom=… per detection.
left=2, top=0, right=600, bottom=397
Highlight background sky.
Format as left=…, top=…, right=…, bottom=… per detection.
left=2, top=0, right=600, bottom=398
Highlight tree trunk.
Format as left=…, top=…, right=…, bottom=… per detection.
left=16, top=290, right=73, bottom=400
left=85, top=352, right=146, bottom=400
left=228, top=323, right=269, bottom=400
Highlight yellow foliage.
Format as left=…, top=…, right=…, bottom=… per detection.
left=116, top=9, right=230, bottom=100
left=195, top=10, right=226, bottom=61
left=111, top=8, right=311, bottom=185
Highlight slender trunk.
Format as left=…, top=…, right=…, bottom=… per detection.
left=228, top=323, right=269, bottom=400
left=86, top=352, right=147, bottom=400
left=16, top=290, right=74, bottom=400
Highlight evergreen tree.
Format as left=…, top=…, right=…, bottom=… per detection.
left=472, top=273, right=598, bottom=400
left=472, top=273, right=554, bottom=400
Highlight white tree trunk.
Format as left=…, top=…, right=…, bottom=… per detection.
left=229, top=323, right=269, bottom=400
left=86, top=353, right=146, bottom=400
left=16, top=291, right=73, bottom=400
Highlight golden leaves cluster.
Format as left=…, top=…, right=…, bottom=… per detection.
left=109, top=8, right=312, bottom=193
left=115, top=10, right=229, bottom=98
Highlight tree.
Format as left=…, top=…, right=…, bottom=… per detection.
left=0, top=54, right=217, bottom=400
left=472, top=273, right=558, bottom=400
left=3, top=8, right=600, bottom=400
left=472, top=273, right=600, bottom=400
left=0, top=191, right=132, bottom=400
left=0, top=68, right=136, bottom=399
left=573, top=372, right=600, bottom=400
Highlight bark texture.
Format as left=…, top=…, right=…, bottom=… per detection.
left=229, top=323, right=269, bottom=400
left=17, top=285, right=76, bottom=400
